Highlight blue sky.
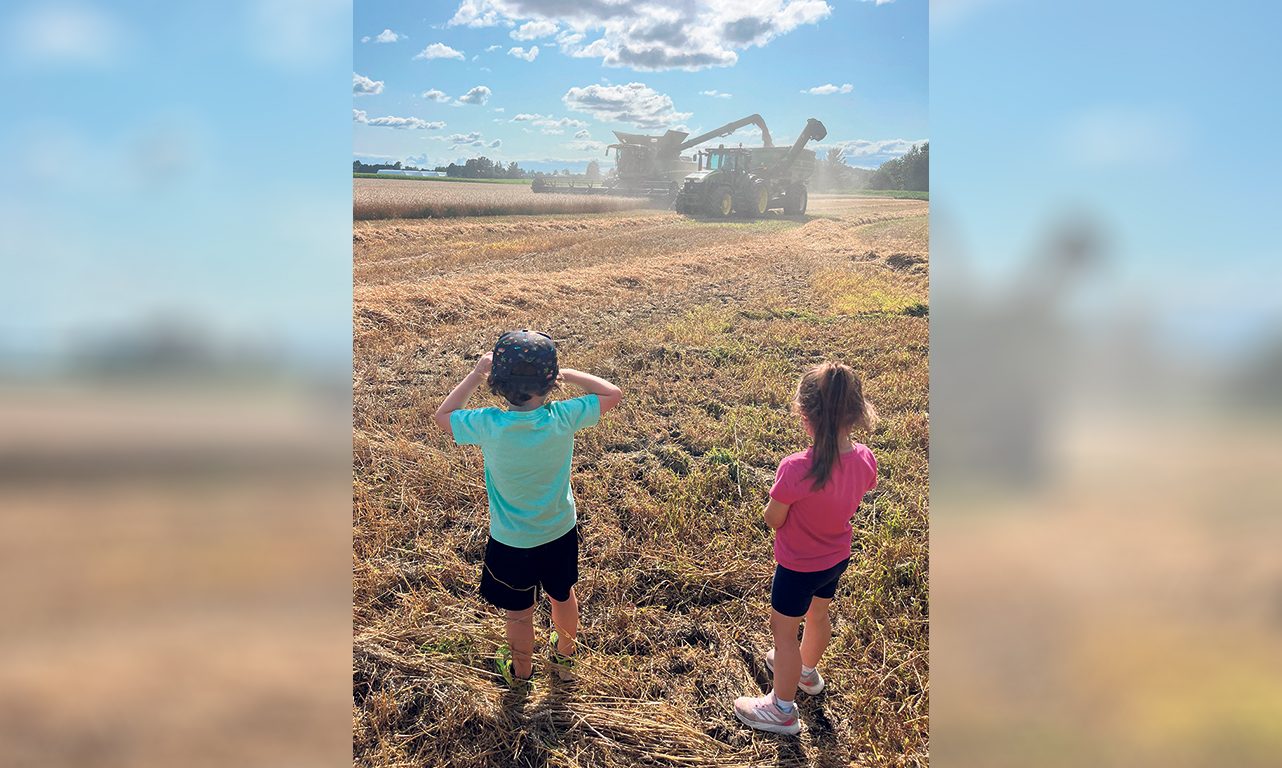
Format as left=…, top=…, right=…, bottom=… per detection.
left=354, top=0, right=927, bottom=172
left=932, top=0, right=1282, bottom=354
left=1, top=1, right=352, bottom=366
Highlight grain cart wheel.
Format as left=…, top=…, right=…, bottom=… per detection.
left=784, top=184, right=808, bottom=215
left=708, top=186, right=734, bottom=218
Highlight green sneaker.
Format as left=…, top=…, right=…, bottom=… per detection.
left=548, top=630, right=576, bottom=681
left=495, top=645, right=531, bottom=688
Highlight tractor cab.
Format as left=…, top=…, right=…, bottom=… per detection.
left=698, top=145, right=753, bottom=173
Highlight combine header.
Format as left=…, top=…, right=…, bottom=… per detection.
left=531, top=114, right=773, bottom=200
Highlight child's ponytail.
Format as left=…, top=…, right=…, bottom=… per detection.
left=794, top=362, right=878, bottom=490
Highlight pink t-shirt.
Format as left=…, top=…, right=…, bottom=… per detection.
left=769, top=445, right=877, bottom=572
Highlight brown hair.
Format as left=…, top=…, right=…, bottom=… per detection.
left=793, top=362, right=878, bottom=490
left=488, top=362, right=558, bottom=406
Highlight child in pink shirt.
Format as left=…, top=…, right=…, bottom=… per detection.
left=733, top=362, right=879, bottom=735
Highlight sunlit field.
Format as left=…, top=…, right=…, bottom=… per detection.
left=353, top=194, right=930, bottom=766
left=354, top=178, right=653, bottom=220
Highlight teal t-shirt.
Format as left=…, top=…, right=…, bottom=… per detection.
left=450, top=394, right=601, bottom=548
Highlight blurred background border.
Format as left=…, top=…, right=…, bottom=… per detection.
left=931, top=1, right=1282, bottom=765
left=2, top=0, right=1280, bottom=766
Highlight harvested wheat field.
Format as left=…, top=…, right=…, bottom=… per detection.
left=353, top=194, right=929, bottom=767
left=354, top=178, right=654, bottom=220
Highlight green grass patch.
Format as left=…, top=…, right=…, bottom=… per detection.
left=815, top=266, right=926, bottom=315
left=819, top=189, right=929, bottom=200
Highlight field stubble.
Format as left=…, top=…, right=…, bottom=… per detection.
left=354, top=178, right=655, bottom=220
left=353, top=193, right=929, bottom=767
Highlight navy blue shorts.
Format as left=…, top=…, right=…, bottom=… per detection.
left=771, top=558, right=851, bottom=617
left=479, top=526, right=579, bottom=611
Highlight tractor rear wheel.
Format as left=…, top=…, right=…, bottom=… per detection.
left=748, top=181, right=769, bottom=217
left=708, top=186, right=734, bottom=218
left=733, top=180, right=769, bottom=218
left=784, top=184, right=808, bottom=215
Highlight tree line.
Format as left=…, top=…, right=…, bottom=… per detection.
left=811, top=142, right=928, bottom=192
left=354, top=157, right=574, bottom=179
left=868, top=143, right=928, bottom=191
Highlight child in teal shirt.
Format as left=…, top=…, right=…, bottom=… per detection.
left=434, top=330, right=622, bottom=685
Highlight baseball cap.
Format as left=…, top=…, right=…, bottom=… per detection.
left=492, top=330, right=558, bottom=385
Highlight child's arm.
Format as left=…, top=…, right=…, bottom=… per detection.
left=433, top=353, right=492, bottom=436
left=762, top=498, right=790, bottom=529
left=559, top=368, right=623, bottom=414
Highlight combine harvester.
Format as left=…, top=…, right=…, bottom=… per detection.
left=674, top=118, right=827, bottom=218
left=531, top=114, right=773, bottom=200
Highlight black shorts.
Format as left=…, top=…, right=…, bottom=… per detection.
left=479, top=526, right=579, bottom=611
left=771, top=558, right=850, bottom=617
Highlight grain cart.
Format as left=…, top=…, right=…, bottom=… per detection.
left=673, top=118, right=827, bottom=218
left=532, top=114, right=773, bottom=200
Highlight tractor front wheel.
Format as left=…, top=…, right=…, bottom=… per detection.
left=708, top=186, right=734, bottom=218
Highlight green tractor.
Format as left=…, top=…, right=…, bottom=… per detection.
left=673, top=118, right=827, bottom=218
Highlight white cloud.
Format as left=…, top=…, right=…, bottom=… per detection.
left=446, top=0, right=831, bottom=71
left=511, top=113, right=589, bottom=135
left=817, top=138, right=926, bottom=167
left=803, top=82, right=853, bottom=95
left=1059, top=107, right=1186, bottom=169
left=825, top=138, right=923, bottom=157
left=446, top=132, right=482, bottom=142
left=247, top=0, right=348, bottom=69
left=354, top=110, right=447, bottom=130
left=556, top=29, right=584, bottom=47
left=422, top=89, right=450, bottom=102
left=353, top=72, right=384, bottom=96
left=861, top=0, right=897, bottom=4
left=486, top=44, right=504, bottom=51
left=493, top=107, right=505, bottom=112
left=507, top=45, right=539, bottom=61
left=456, top=85, right=492, bottom=105
left=574, top=129, right=591, bottom=139
left=10, top=3, right=127, bottom=68
left=566, top=139, right=607, bottom=153
left=365, top=28, right=403, bottom=43
left=700, top=89, right=732, bottom=99
left=447, top=0, right=504, bottom=27
left=438, top=131, right=501, bottom=150
left=414, top=42, right=465, bottom=60
left=511, top=19, right=557, bottom=40
left=563, top=82, right=691, bottom=130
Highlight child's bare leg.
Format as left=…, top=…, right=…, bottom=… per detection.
left=505, top=606, right=535, bottom=678
left=549, top=586, right=578, bottom=656
left=770, top=610, right=805, bottom=702
left=800, top=596, right=833, bottom=669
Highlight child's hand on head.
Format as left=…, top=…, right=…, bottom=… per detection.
left=474, top=352, right=493, bottom=374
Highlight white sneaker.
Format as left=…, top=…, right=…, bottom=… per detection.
left=733, top=691, right=801, bottom=735
left=765, top=647, right=826, bottom=695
